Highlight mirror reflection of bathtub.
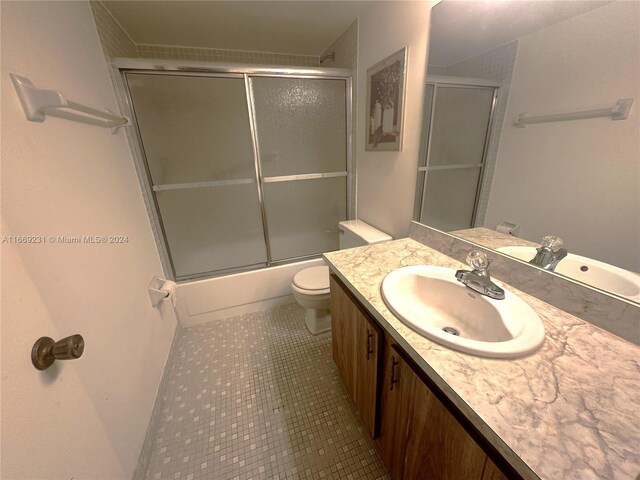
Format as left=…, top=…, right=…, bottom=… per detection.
left=414, top=0, right=640, bottom=302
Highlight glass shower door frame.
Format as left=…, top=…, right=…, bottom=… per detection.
left=120, top=67, right=352, bottom=281
left=246, top=73, right=351, bottom=265
left=415, top=81, right=498, bottom=229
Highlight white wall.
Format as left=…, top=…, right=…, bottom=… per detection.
left=356, top=1, right=434, bottom=239
left=485, top=1, right=640, bottom=271
left=176, top=258, right=324, bottom=326
left=1, top=2, right=177, bottom=479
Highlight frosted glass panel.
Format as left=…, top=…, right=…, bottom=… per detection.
left=156, top=185, right=267, bottom=278
left=263, top=178, right=346, bottom=261
left=420, top=168, right=482, bottom=231
left=429, top=87, right=494, bottom=166
left=126, top=74, right=256, bottom=185
left=251, top=77, right=347, bottom=176
left=126, top=73, right=350, bottom=278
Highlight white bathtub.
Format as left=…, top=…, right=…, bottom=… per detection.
left=175, top=258, right=325, bottom=327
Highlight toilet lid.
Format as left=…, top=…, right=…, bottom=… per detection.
left=293, top=266, right=330, bottom=291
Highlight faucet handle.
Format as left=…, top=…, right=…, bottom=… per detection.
left=466, top=250, right=490, bottom=272
left=541, top=235, right=564, bottom=252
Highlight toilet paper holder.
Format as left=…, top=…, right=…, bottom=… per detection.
left=496, top=222, right=521, bottom=236
left=148, top=275, right=177, bottom=308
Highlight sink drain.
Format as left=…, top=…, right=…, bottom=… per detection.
left=442, top=327, right=459, bottom=336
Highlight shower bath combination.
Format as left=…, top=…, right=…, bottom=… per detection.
left=121, top=63, right=353, bottom=282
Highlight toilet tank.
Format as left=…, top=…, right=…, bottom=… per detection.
left=339, top=220, right=392, bottom=249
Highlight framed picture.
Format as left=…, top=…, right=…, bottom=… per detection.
left=365, top=47, right=407, bottom=151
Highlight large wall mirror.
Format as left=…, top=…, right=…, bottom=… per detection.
left=415, top=0, right=640, bottom=303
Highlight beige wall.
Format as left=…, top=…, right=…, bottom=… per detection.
left=356, top=1, right=434, bottom=239
left=485, top=1, right=640, bottom=271
left=90, top=0, right=319, bottom=67
left=1, top=2, right=177, bottom=479
left=320, top=20, right=358, bottom=69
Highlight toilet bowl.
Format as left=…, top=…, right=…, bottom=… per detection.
left=292, top=220, right=392, bottom=335
left=292, top=266, right=331, bottom=335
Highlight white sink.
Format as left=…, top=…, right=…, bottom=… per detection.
left=381, top=265, right=545, bottom=358
left=497, top=246, right=640, bottom=302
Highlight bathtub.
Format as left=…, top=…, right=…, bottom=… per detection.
left=175, top=258, right=325, bottom=327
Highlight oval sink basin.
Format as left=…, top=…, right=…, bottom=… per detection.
left=381, top=266, right=545, bottom=358
left=497, top=246, right=640, bottom=302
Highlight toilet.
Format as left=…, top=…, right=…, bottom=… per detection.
left=292, top=220, right=392, bottom=335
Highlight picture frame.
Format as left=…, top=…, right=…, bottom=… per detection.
left=365, top=47, right=408, bottom=151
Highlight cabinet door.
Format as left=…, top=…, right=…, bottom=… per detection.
left=376, top=339, right=414, bottom=480
left=330, top=275, right=382, bottom=437
left=482, top=458, right=509, bottom=480
left=330, top=275, right=357, bottom=396
left=402, top=364, right=487, bottom=480
left=354, top=312, right=381, bottom=436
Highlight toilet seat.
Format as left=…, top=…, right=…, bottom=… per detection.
left=293, top=266, right=329, bottom=295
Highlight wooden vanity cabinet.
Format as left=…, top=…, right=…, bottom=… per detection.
left=377, top=339, right=488, bottom=479
left=330, top=275, right=381, bottom=437
left=482, top=459, right=509, bottom=480
left=376, top=338, right=417, bottom=479
left=330, top=274, right=510, bottom=480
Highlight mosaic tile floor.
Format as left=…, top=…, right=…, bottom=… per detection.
left=145, top=303, right=389, bottom=480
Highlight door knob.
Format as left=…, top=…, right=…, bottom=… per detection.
left=31, top=334, right=85, bottom=370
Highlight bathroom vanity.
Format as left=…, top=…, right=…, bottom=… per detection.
left=324, top=239, right=640, bottom=480
left=331, top=273, right=509, bottom=479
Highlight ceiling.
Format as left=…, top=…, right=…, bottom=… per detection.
left=103, top=1, right=376, bottom=56
left=428, top=0, right=612, bottom=66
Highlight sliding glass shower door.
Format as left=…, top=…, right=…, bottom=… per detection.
left=250, top=77, right=347, bottom=261
left=127, top=73, right=267, bottom=278
left=125, top=71, right=348, bottom=280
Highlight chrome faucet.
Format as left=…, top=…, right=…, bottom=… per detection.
left=455, top=251, right=505, bottom=300
left=529, top=235, right=567, bottom=271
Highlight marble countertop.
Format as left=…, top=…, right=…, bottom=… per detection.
left=451, top=227, right=539, bottom=250
left=324, top=238, right=640, bottom=480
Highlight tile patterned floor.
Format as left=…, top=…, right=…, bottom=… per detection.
left=145, top=303, right=389, bottom=480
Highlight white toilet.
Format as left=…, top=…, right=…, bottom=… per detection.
left=292, top=220, right=392, bottom=335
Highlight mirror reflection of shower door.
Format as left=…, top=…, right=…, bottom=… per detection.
left=126, top=73, right=268, bottom=278
left=419, top=84, right=496, bottom=231
left=250, top=77, right=347, bottom=262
